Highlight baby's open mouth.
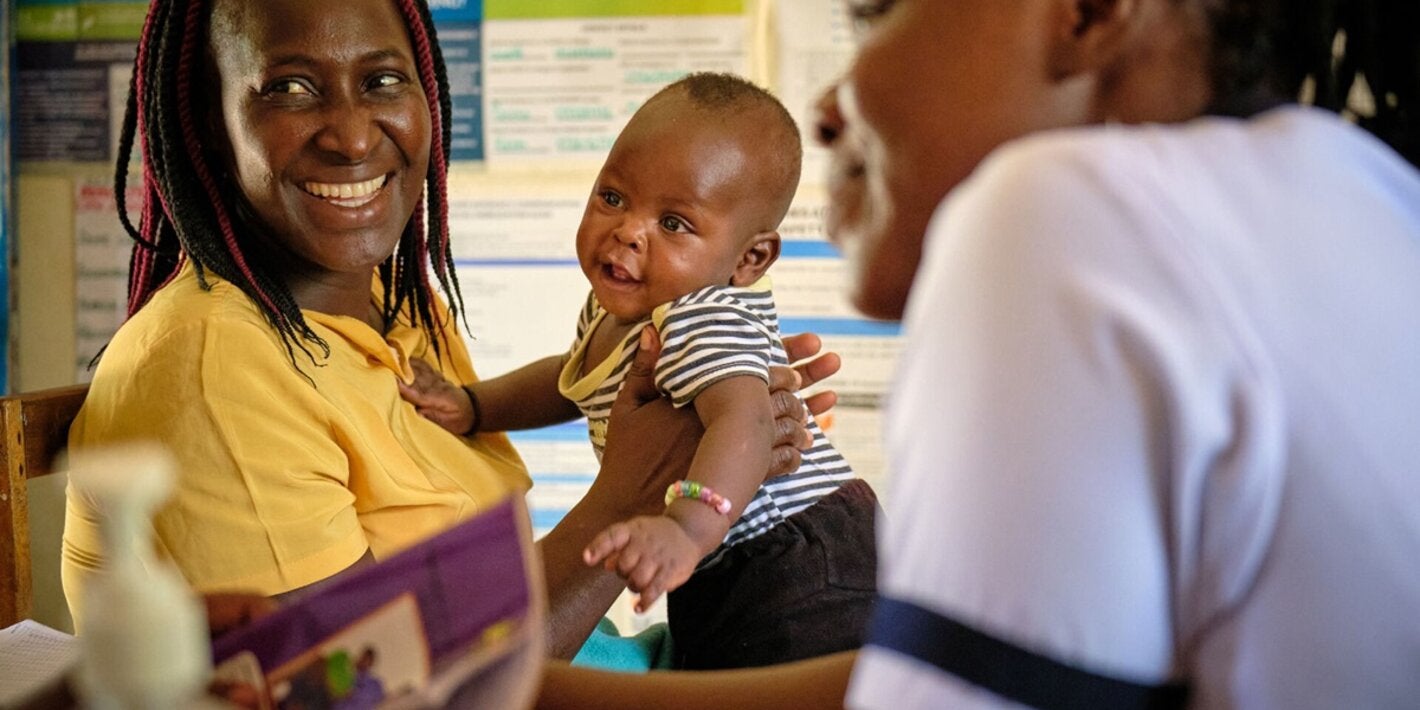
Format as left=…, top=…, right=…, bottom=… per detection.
left=604, top=262, right=640, bottom=283
left=302, top=175, right=388, bottom=207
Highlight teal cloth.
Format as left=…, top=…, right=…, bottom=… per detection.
left=570, top=618, right=675, bottom=672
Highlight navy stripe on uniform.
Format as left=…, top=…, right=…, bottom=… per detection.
left=867, top=596, right=1190, bottom=710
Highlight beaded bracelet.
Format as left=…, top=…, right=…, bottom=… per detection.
left=664, top=480, right=733, bottom=515
left=461, top=385, right=483, bottom=436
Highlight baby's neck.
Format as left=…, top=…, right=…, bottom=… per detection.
left=582, top=313, right=644, bottom=379
left=603, top=312, right=647, bottom=332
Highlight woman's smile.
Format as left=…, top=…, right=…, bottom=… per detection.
left=301, top=174, right=389, bottom=207
left=291, top=172, right=398, bottom=234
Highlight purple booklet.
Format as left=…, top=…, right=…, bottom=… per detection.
left=211, top=497, right=543, bottom=710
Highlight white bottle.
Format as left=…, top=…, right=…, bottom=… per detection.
left=68, top=442, right=212, bottom=710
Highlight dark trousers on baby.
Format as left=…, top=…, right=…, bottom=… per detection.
left=667, top=479, right=879, bottom=670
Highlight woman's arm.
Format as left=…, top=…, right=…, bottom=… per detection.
left=536, top=651, right=857, bottom=710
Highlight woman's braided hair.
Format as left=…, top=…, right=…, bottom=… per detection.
left=115, top=0, right=463, bottom=366
left=1204, top=0, right=1418, bottom=165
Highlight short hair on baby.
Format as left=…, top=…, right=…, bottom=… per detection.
left=647, top=72, right=804, bottom=227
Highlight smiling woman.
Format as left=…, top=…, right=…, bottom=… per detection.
left=119, top=0, right=457, bottom=350
left=210, top=0, right=433, bottom=320
left=63, top=0, right=504, bottom=630
left=60, top=0, right=839, bottom=659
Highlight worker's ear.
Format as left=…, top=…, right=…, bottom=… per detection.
left=1048, top=0, right=1141, bottom=80
left=732, top=232, right=781, bottom=286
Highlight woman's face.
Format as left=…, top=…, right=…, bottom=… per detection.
left=209, top=0, right=431, bottom=286
left=822, top=0, right=1091, bottom=320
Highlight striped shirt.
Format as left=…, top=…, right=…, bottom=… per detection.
left=557, top=279, right=854, bottom=561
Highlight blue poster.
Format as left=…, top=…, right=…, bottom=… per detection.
left=433, top=0, right=484, bottom=162
left=0, top=2, right=13, bottom=392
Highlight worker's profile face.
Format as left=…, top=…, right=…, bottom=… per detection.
left=207, top=0, right=432, bottom=284
left=825, top=0, right=1071, bottom=319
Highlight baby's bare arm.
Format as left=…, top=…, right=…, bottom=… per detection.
left=582, top=375, right=773, bottom=609
left=470, top=355, right=582, bottom=432
left=666, top=375, right=773, bottom=553
left=401, top=355, right=579, bottom=434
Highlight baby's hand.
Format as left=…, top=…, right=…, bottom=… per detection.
left=583, top=516, right=701, bottom=612
left=397, top=358, right=476, bottom=435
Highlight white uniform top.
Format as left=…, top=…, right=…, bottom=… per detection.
left=848, top=106, right=1420, bottom=709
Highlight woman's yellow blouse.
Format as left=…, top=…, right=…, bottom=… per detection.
left=63, top=263, right=530, bottom=627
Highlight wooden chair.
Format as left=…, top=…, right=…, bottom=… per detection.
left=0, top=384, right=88, bottom=627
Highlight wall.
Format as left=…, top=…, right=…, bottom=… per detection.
left=12, top=0, right=890, bottom=634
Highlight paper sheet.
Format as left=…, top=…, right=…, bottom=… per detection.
left=73, top=175, right=141, bottom=381
left=769, top=0, right=857, bottom=186
left=0, top=620, right=79, bottom=707
left=482, top=11, right=748, bottom=164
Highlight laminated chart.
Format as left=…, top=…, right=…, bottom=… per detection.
left=429, top=0, right=485, bottom=161
left=36, top=2, right=901, bottom=586
left=15, top=0, right=145, bottom=163
left=446, top=170, right=595, bottom=379
left=481, top=0, right=748, bottom=164
left=767, top=0, right=857, bottom=184
left=73, top=176, right=141, bottom=381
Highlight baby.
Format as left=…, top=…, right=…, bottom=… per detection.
left=401, top=73, right=876, bottom=669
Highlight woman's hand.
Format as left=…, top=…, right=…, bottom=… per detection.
left=601, top=327, right=843, bottom=493
left=205, top=592, right=278, bottom=709
left=595, top=327, right=844, bottom=493
left=204, top=591, right=278, bottom=638
left=768, top=332, right=842, bottom=475
left=593, top=326, right=705, bottom=517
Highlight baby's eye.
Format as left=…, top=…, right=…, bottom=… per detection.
left=660, top=215, right=689, bottom=233
left=600, top=190, right=623, bottom=208
left=265, top=79, right=314, bottom=96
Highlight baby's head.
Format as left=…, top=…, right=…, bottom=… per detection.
left=576, top=72, right=802, bottom=322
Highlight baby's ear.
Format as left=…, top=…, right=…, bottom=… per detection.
left=731, top=231, right=781, bottom=286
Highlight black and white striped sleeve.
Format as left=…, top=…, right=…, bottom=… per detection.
left=653, top=288, right=773, bottom=407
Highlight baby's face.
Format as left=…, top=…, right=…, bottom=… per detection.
left=576, top=99, right=771, bottom=322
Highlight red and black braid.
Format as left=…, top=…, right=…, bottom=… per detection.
left=390, top=0, right=465, bottom=356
